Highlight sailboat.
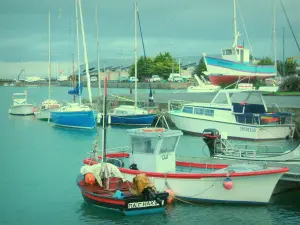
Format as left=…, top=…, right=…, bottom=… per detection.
left=202, top=0, right=277, bottom=85
left=51, top=0, right=97, bottom=129
left=108, top=2, right=157, bottom=126
left=77, top=76, right=169, bottom=215
left=34, top=12, right=61, bottom=121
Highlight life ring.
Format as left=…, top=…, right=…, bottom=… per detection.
left=141, top=128, right=165, bottom=133
left=148, top=109, right=155, bottom=114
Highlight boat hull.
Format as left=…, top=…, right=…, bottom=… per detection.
left=34, top=109, right=56, bottom=120
left=9, top=104, right=34, bottom=116
left=168, top=113, right=294, bottom=140
left=110, top=114, right=157, bottom=126
left=119, top=169, right=283, bottom=204
left=208, top=75, right=273, bottom=86
left=51, top=110, right=97, bottom=129
left=81, top=191, right=167, bottom=215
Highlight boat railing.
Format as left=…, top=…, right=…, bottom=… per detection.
left=87, top=145, right=131, bottom=158
left=168, top=100, right=193, bottom=111
left=216, top=140, right=286, bottom=158
left=270, top=103, right=282, bottom=112
left=233, top=112, right=294, bottom=126
left=233, top=143, right=284, bottom=152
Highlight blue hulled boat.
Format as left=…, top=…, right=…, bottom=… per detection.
left=51, top=103, right=97, bottom=129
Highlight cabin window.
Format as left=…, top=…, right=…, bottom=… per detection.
left=226, top=49, right=232, bottom=55
left=237, top=49, right=240, bottom=55
left=160, top=136, right=178, bottom=154
left=212, top=93, right=228, bottom=104
left=131, top=137, right=158, bottom=154
left=194, top=107, right=204, bottom=115
left=182, top=106, right=193, bottom=114
left=204, top=109, right=214, bottom=116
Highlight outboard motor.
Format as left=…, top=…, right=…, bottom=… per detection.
left=202, top=129, right=220, bottom=157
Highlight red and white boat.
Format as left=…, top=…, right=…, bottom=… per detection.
left=83, top=127, right=288, bottom=205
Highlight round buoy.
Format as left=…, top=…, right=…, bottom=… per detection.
left=148, top=109, right=155, bottom=114
left=165, top=189, right=175, bottom=204
left=85, top=172, right=95, bottom=185
left=223, top=177, right=233, bottom=190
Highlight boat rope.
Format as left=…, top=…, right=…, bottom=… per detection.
left=163, top=172, right=220, bottom=205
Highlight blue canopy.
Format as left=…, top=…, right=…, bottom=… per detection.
left=68, top=83, right=83, bottom=95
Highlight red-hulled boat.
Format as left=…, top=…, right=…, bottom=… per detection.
left=77, top=76, right=169, bottom=216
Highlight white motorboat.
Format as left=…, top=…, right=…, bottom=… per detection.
left=83, top=127, right=288, bottom=205
left=8, top=91, right=34, bottom=116
left=168, top=89, right=295, bottom=140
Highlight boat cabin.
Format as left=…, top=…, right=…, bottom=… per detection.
left=12, top=91, right=28, bottom=106
left=179, top=90, right=294, bottom=125
left=221, top=46, right=250, bottom=64
left=125, top=128, right=183, bottom=173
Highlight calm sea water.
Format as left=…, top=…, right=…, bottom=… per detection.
left=1, top=86, right=300, bottom=225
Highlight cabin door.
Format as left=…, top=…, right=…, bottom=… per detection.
left=240, top=50, right=244, bottom=63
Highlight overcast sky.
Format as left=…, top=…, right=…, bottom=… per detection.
left=0, top=0, right=299, bottom=78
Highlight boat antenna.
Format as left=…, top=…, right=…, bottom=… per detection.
left=78, top=0, right=93, bottom=106
left=134, top=1, right=137, bottom=108
left=136, top=7, right=154, bottom=105
left=101, top=76, right=108, bottom=164
left=75, top=0, right=82, bottom=104
left=280, top=0, right=300, bottom=52
left=48, top=11, right=52, bottom=100
left=273, top=0, right=277, bottom=76
left=95, top=4, right=102, bottom=98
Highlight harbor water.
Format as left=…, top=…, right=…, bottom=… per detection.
left=1, top=86, right=300, bottom=225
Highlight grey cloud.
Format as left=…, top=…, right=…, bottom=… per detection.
left=0, top=0, right=299, bottom=64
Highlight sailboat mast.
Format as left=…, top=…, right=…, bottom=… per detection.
left=96, top=5, right=102, bottom=98
left=282, top=27, right=285, bottom=76
left=48, top=11, right=51, bottom=100
left=134, top=2, right=137, bottom=108
left=56, top=61, right=59, bottom=80
left=233, top=0, right=238, bottom=48
left=75, top=0, right=81, bottom=104
left=78, top=0, right=93, bottom=106
left=101, top=77, right=108, bottom=164
left=273, top=0, right=277, bottom=75
left=72, top=54, right=76, bottom=103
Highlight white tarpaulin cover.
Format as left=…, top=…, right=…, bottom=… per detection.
left=80, top=163, right=127, bottom=186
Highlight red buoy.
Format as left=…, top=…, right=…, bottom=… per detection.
left=223, top=177, right=233, bottom=190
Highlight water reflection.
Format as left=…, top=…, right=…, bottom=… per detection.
left=8, top=114, right=35, bottom=121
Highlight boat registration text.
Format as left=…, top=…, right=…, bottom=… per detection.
left=240, top=126, right=256, bottom=132
left=128, top=200, right=163, bottom=209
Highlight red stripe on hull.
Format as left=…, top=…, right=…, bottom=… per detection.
left=82, top=192, right=126, bottom=205
left=209, top=75, right=273, bottom=85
